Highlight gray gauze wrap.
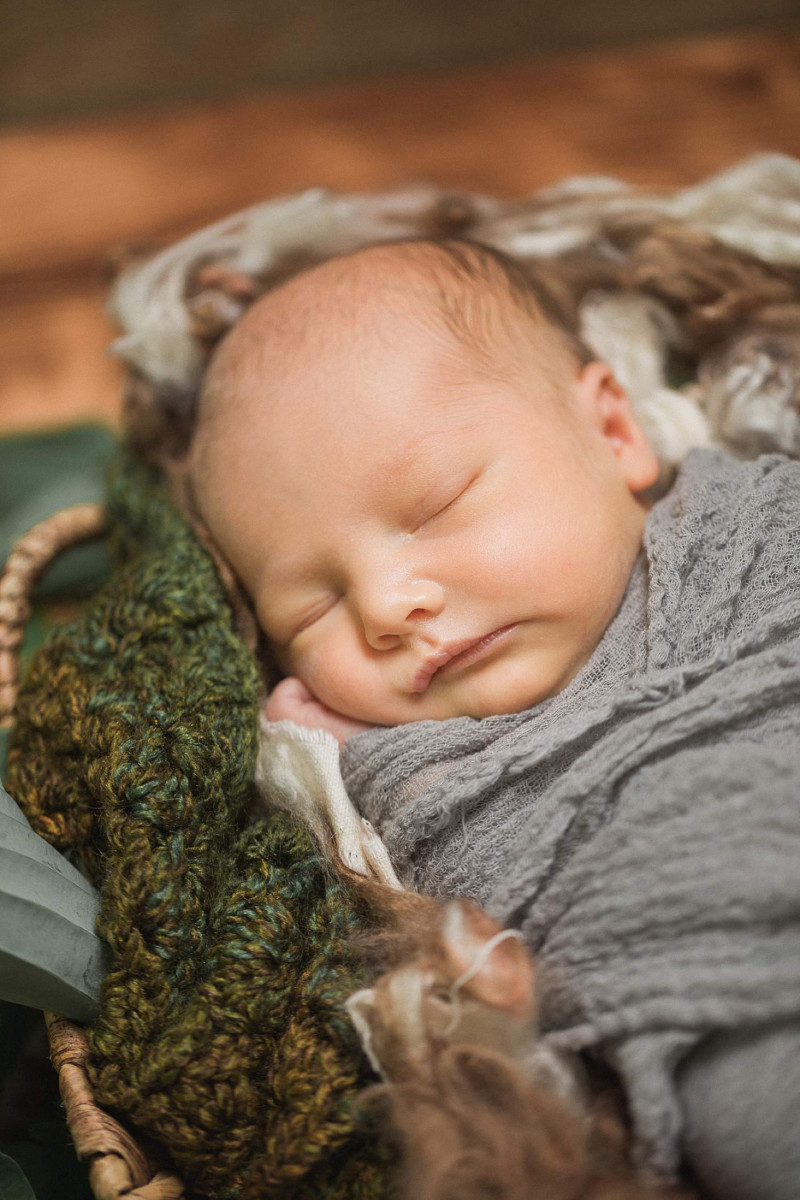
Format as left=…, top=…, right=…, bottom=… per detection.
left=340, top=447, right=800, bottom=1180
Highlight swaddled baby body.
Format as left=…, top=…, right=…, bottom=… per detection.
left=189, top=239, right=800, bottom=1200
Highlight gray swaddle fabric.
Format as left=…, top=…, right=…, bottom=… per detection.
left=339, top=446, right=800, bottom=1181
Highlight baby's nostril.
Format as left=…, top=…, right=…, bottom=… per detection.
left=366, top=627, right=402, bottom=647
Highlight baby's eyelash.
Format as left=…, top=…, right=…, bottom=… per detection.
left=412, top=474, right=478, bottom=533
left=288, top=595, right=339, bottom=642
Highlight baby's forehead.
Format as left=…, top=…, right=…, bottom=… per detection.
left=229, top=241, right=466, bottom=347
left=192, top=240, right=580, bottom=518
left=204, top=239, right=542, bottom=404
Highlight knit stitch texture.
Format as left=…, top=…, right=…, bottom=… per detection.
left=6, top=452, right=391, bottom=1199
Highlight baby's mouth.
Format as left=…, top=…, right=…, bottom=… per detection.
left=409, top=624, right=519, bottom=693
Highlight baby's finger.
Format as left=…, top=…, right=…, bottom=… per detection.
left=277, top=676, right=314, bottom=703
left=264, top=676, right=311, bottom=721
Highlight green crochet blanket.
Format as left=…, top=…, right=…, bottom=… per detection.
left=5, top=452, right=392, bottom=1199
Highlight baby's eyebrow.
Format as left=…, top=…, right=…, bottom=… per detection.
left=364, top=427, right=450, bottom=488
left=364, top=419, right=477, bottom=510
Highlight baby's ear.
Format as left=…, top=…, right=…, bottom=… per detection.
left=576, top=361, right=660, bottom=494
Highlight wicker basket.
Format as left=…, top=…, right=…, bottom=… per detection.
left=1, top=506, right=185, bottom=1200
left=45, top=1015, right=184, bottom=1200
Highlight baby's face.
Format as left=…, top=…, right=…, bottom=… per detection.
left=192, top=250, right=659, bottom=726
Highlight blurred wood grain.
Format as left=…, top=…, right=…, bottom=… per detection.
left=2, top=29, right=800, bottom=434
left=5, top=0, right=797, bottom=125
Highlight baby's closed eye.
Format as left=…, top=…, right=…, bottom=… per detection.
left=288, top=594, right=341, bottom=641
left=409, top=470, right=482, bottom=535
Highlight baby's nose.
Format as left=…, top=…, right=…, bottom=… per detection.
left=360, top=579, right=445, bottom=649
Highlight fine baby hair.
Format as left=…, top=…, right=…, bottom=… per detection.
left=193, top=236, right=595, bottom=439
left=110, top=157, right=800, bottom=481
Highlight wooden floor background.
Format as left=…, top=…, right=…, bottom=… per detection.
left=2, top=28, right=800, bottom=434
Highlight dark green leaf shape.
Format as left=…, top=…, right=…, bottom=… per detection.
left=0, top=786, right=107, bottom=1020
left=0, top=1152, right=37, bottom=1200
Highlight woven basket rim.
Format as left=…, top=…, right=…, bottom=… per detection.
left=45, top=1013, right=185, bottom=1200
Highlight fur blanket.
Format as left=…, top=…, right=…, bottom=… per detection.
left=339, top=446, right=800, bottom=1178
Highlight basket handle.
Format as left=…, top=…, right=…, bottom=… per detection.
left=46, top=1014, right=184, bottom=1199
left=0, top=504, right=108, bottom=728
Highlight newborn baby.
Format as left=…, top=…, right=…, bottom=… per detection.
left=190, top=237, right=800, bottom=1200
left=190, top=238, right=660, bottom=739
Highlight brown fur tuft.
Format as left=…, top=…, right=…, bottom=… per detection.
left=364, top=1044, right=688, bottom=1200
left=346, top=898, right=693, bottom=1199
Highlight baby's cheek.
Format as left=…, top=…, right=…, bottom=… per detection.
left=475, top=506, right=537, bottom=590
left=298, top=642, right=349, bottom=702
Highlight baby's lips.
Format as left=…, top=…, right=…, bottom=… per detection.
left=410, top=624, right=520, bottom=692
left=409, top=648, right=455, bottom=693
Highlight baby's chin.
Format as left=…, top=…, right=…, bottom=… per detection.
left=341, top=652, right=585, bottom=726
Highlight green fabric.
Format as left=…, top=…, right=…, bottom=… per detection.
left=0, top=424, right=115, bottom=600
left=5, top=450, right=391, bottom=1199
left=0, top=424, right=117, bottom=779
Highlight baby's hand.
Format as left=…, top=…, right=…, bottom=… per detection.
left=264, top=677, right=377, bottom=746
